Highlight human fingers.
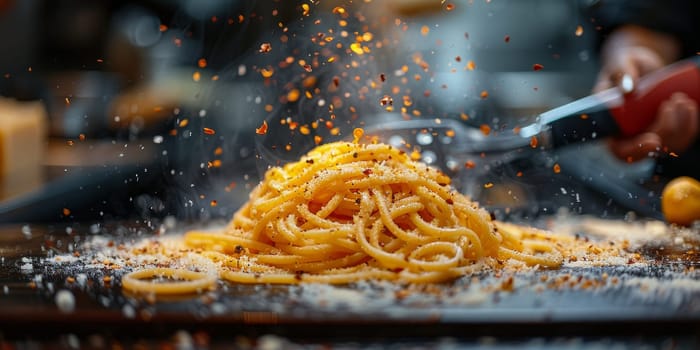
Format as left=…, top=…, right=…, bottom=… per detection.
left=650, top=93, right=700, bottom=154
left=593, top=47, right=664, bottom=93
left=608, top=132, right=662, bottom=162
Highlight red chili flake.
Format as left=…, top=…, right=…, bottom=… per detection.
left=479, top=124, right=491, bottom=136
left=62, top=208, right=71, bottom=216
left=553, top=163, right=561, bottom=174
left=455, top=56, right=461, bottom=62
left=225, top=181, right=237, bottom=192
left=159, top=24, right=168, bottom=32
left=466, top=60, right=476, bottom=71
left=516, top=171, right=523, bottom=177
left=480, top=90, right=489, bottom=99
left=198, top=58, right=207, bottom=68
left=203, top=127, right=216, bottom=135
left=379, top=95, right=393, bottom=106
left=465, top=160, right=476, bottom=169
left=255, top=120, right=268, bottom=135
left=210, top=200, right=218, bottom=207
left=332, top=77, right=340, bottom=87
left=259, top=42, right=272, bottom=53
left=529, top=136, right=538, bottom=148
left=363, top=169, right=372, bottom=176
left=303, top=64, right=313, bottom=72
left=532, top=63, right=544, bottom=71
left=445, top=3, right=455, bottom=11
left=504, top=35, right=510, bottom=43
left=379, top=73, right=386, bottom=82
left=580, top=114, right=589, bottom=120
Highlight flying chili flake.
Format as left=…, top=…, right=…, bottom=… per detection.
left=379, top=95, right=393, bottom=107
left=159, top=24, right=168, bottom=32
left=504, top=35, right=510, bottom=43
left=314, top=135, right=323, bottom=145
left=553, top=163, right=561, bottom=174
left=530, top=136, right=538, bottom=148
left=532, top=63, right=544, bottom=71
left=479, top=124, right=491, bottom=136
left=575, top=25, right=584, bottom=37
left=225, top=181, right=237, bottom=192
left=210, top=200, right=218, bottom=207
left=465, top=160, right=476, bottom=169
left=480, top=90, right=489, bottom=99
left=352, top=128, right=364, bottom=143
left=260, top=67, right=274, bottom=78
left=350, top=42, right=364, bottom=55
left=62, top=208, right=71, bottom=216
left=420, top=25, right=430, bottom=36
left=259, top=42, right=272, bottom=53
left=287, top=89, right=301, bottom=103
left=198, top=58, right=207, bottom=68
left=303, top=64, right=313, bottom=72
left=255, top=120, right=268, bottom=135
left=203, top=127, right=215, bottom=135
left=445, top=3, right=455, bottom=11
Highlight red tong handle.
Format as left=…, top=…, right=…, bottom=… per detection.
left=610, top=56, right=700, bottom=137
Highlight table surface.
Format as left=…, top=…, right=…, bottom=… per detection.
left=1, top=220, right=699, bottom=347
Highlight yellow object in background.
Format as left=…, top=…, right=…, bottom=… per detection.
left=0, top=98, right=48, bottom=200
left=661, top=176, right=700, bottom=226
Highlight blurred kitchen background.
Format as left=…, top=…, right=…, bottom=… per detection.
left=0, top=0, right=661, bottom=224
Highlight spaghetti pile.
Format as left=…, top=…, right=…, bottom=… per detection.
left=162, top=141, right=564, bottom=287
